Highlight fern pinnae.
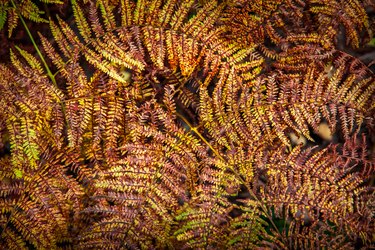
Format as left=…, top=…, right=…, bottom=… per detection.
left=72, top=0, right=92, bottom=43
left=133, top=0, right=146, bottom=25
left=10, top=0, right=56, bottom=87
left=97, top=0, right=117, bottom=31
left=0, top=0, right=374, bottom=248
left=169, top=0, right=194, bottom=31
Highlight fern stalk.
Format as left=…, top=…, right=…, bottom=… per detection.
left=10, top=0, right=57, bottom=88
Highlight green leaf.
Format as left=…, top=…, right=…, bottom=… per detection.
left=13, top=168, right=23, bottom=179
left=368, top=37, right=375, bottom=46
left=0, top=4, right=7, bottom=30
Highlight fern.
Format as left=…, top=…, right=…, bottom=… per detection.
left=0, top=0, right=64, bottom=37
left=0, top=0, right=374, bottom=249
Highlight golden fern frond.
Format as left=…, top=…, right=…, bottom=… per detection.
left=173, top=152, right=268, bottom=249
left=78, top=87, right=208, bottom=248
left=268, top=219, right=353, bottom=249
left=65, top=98, right=92, bottom=148
left=1, top=0, right=64, bottom=37
left=173, top=153, right=240, bottom=248
left=0, top=50, right=64, bottom=155
left=71, top=0, right=91, bottom=43
left=0, top=143, right=84, bottom=249
left=4, top=172, right=83, bottom=248
left=49, top=0, right=264, bottom=155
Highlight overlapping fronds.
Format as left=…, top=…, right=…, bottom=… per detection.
left=77, top=86, right=210, bottom=248
left=0, top=0, right=65, bottom=37
left=0, top=51, right=84, bottom=249
left=258, top=139, right=373, bottom=249
left=0, top=0, right=374, bottom=249
left=225, top=0, right=372, bottom=74
left=199, top=54, right=374, bottom=155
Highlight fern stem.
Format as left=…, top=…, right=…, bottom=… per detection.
left=176, top=112, right=226, bottom=162
left=10, top=0, right=57, bottom=88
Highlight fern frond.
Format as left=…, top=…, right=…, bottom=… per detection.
left=226, top=200, right=268, bottom=249
left=309, top=0, right=369, bottom=48
left=231, top=55, right=374, bottom=146
left=2, top=0, right=63, bottom=37
left=260, top=140, right=373, bottom=247
left=72, top=0, right=92, bottom=43
left=78, top=94, right=205, bottom=247
left=0, top=150, right=84, bottom=249
left=174, top=198, right=231, bottom=248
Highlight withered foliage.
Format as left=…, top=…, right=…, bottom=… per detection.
left=0, top=0, right=374, bottom=249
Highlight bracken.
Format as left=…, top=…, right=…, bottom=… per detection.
left=0, top=0, right=374, bottom=249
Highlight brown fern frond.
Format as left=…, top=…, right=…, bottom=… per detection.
left=0, top=149, right=84, bottom=249
left=216, top=54, right=375, bottom=147
left=225, top=0, right=371, bottom=77
left=0, top=50, right=84, bottom=248
left=259, top=140, right=373, bottom=248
